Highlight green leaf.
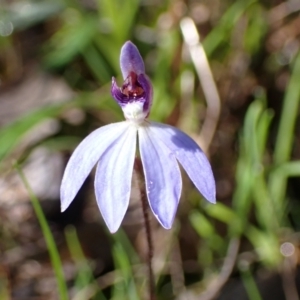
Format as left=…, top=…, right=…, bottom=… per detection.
left=44, top=15, right=98, bottom=68
left=0, top=104, right=65, bottom=164
left=16, top=166, right=68, bottom=300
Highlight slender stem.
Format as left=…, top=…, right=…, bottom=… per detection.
left=134, top=158, right=156, bottom=300
left=141, top=189, right=155, bottom=300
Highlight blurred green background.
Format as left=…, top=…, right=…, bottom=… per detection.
left=1, top=0, right=300, bottom=299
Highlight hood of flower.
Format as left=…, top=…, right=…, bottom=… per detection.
left=111, top=70, right=152, bottom=124
left=120, top=71, right=148, bottom=123
left=111, top=41, right=153, bottom=123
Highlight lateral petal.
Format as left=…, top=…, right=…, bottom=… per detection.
left=148, top=122, right=216, bottom=203
left=60, top=122, right=130, bottom=212
left=138, top=126, right=182, bottom=229
left=94, top=125, right=137, bottom=233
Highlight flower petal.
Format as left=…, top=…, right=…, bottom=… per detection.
left=148, top=122, right=216, bottom=203
left=137, top=74, right=153, bottom=114
left=120, top=41, right=145, bottom=79
left=60, top=122, right=130, bottom=212
left=138, top=126, right=182, bottom=229
left=94, top=124, right=137, bottom=233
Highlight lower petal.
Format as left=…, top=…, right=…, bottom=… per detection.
left=60, top=122, right=130, bottom=211
left=138, top=126, right=182, bottom=229
left=148, top=122, right=216, bottom=203
left=94, top=125, right=137, bottom=233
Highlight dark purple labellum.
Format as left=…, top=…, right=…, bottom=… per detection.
left=121, top=71, right=145, bottom=99
left=111, top=72, right=152, bottom=110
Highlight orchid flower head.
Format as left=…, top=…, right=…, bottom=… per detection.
left=111, top=41, right=152, bottom=124
left=60, top=41, right=216, bottom=233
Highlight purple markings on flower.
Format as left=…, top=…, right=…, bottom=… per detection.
left=60, top=41, right=216, bottom=233
left=111, top=41, right=153, bottom=123
left=111, top=73, right=152, bottom=109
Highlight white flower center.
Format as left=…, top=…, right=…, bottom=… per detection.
left=122, top=102, right=147, bottom=125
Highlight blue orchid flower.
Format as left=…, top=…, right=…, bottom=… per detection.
left=60, top=41, right=216, bottom=233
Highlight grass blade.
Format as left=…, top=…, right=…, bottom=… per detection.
left=15, top=164, right=68, bottom=300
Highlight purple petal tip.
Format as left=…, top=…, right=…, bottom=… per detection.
left=120, top=41, right=145, bottom=79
